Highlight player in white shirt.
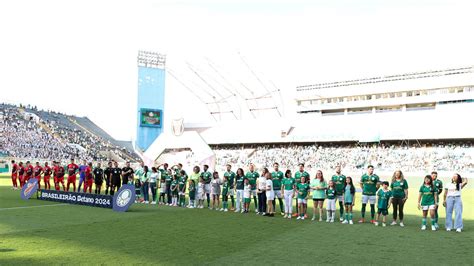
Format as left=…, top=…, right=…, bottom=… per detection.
left=265, top=172, right=275, bottom=217
left=243, top=179, right=252, bottom=213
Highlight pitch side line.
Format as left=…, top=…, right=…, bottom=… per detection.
left=0, top=203, right=67, bottom=211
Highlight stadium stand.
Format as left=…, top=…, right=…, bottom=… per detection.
left=209, top=142, right=474, bottom=173
left=1, top=103, right=139, bottom=162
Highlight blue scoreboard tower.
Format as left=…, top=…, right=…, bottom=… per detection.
left=136, top=51, right=166, bottom=151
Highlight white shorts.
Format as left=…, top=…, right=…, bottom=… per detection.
left=251, top=190, right=257, bottom=197
left=204, top=184, right=211, bottom=194
left=336, top=195, right=343, bottom=202
left=211, top=192, right=220, bottom=197
left=196, top=193, right=205, bottom=200
left=422, top=205, right=437, bottom=211
left=274, top=190, right=282, bottom=199
left=266, top=191, right=275, bottom=200
left=228, top=189, right=235, bottom=196
left=326, top=199, right=336, bottom=211
left=362, top=195, right=376, bottom=204
left=178, top=192, right=185, bottom=196
left=160, top=186, right=166, bottom=193
left=298, top=198, right=307, bottom=204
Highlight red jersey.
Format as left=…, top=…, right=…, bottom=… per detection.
left=25, top=165, right=34, bottom=178
left=18, top=166, right=25, bottom=176
left=43, top=166, right=52, bottom=176
left=33, top=166, right=43, bottom=177
left=67, top=164, right=79, bottom=176
left=56, top=165, right=65, bottom=178
left=85, top=166, right=93, bottom=180
left=12, top=163, right=18, bottom=175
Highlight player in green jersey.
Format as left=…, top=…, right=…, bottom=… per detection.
left=221, top=175, right=230, bottom=212
left=245, top=164, right=259, bottom=212
left=418, top=175, right=438, bottom=231
left=431, top=171, right=443, bottom=229
left=178, top=170, right=187, bottom=207
left=271, top=163, right=285, bottom=215
left=200, top=165, right=212, bottom=208
left=342, top=176, right=356, bottom=224
left=224, top=164, right=236, bottom=210
left=188, top=178, right=196, bottom=208
left=294, top=163, right=310, bottom=217
left=296, top=176, right=310, bottom=220
left=170, top=174, right=179, bottom=206
left=359, top=165, right=380, bottom=224
left=375, top=181, right=392, bottom=227
left=331, top=165, right=346, bottom=221
left=158, top=163, right=172, bottom=205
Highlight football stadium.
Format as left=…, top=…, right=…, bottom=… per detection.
left=1, top=1, right=473, bottom=265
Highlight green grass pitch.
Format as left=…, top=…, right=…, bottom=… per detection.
left=0, top=173, right=473, bottom=265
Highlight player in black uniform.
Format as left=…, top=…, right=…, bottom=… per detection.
left=110, top=161, right=122, bottom=196
left=104, top=161, right=113, bottom=195
left=122, top=162, right=134, bottom=185
left=93, top=162, right=104, bottom=194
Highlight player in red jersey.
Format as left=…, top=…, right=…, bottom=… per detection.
left=24, top=161, right=34, bottom=185
left=66, top=158, right=79, bottom=192
left=11, top=160, right=19, bottom=190
left=83, top=162, right=94, bottom=193
left=43, top=162, right=52, bottom=190
left=33, top=162, right=43, bottom=189
left=18, top=162, right=25, bottom=188
left=54, top=161, right=66, bottom=191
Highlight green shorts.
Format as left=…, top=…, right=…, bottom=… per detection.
left=377, top=208, right=388, bottom=216
left=244, top=198, right=251, bottom=204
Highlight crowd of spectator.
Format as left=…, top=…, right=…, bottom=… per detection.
left=1, top=103, right=138, bottom=162
left=213, top=142, right=474, bottom=173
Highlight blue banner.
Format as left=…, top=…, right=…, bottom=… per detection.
left=21, top=178, right=38, bottom=200
left=37, top=190, right=113, bottom=209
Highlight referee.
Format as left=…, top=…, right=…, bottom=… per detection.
left=110, top=161, right=122, bottom=196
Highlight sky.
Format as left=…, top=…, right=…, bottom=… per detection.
left=1, top=0, right=473, bottom=140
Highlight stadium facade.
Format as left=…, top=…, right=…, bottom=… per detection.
left=183, top=66, right=474, bottom=144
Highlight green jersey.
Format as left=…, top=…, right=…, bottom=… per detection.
left=297, top=183, right=310, bottom=199
left=224, top=171, right=236, bottom=188
left=282, top=177, right=295, bottom=190
left=331, top=174, right=346, bottom=195
left=134, top=167, right=144, bottom=182
left=201, top=171, right=212, bottom=184
left=222, top=181, right=229, bottom=195
left=178, top=176, right=187, bottom=191
left=271, top=171, right=284, bottom=190
left=344, top=185, right=354, bottom=203
left=189, top=172, right=200, bottom=183
left=311, top=179, right=327, bottom=199
left=419, top=185, right=436, bottom=206
left=170, top=180, right=178, bottom=195
left=360, top=174, right=380, bottom=196
left=245, top=171, right=259, bottom=190
left=377, top=189, right=392, bottom=209
left=433, top=179, right=443, bottom=195
left=326, top=188, right=336, bottom=200
left=235, top=175, right=245, bottom=190
left=295, top=171, right=310, bottom=184
left=165, top=174, right=172, bottom=185
left=390, top=179, right=408, bottom=199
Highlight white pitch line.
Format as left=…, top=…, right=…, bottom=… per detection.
left=0, top=203, right=67, bottom=211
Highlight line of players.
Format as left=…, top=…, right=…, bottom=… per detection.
left=10, top=159, right=466, bottom=231
left=9, top=159, right=133, bottom=195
